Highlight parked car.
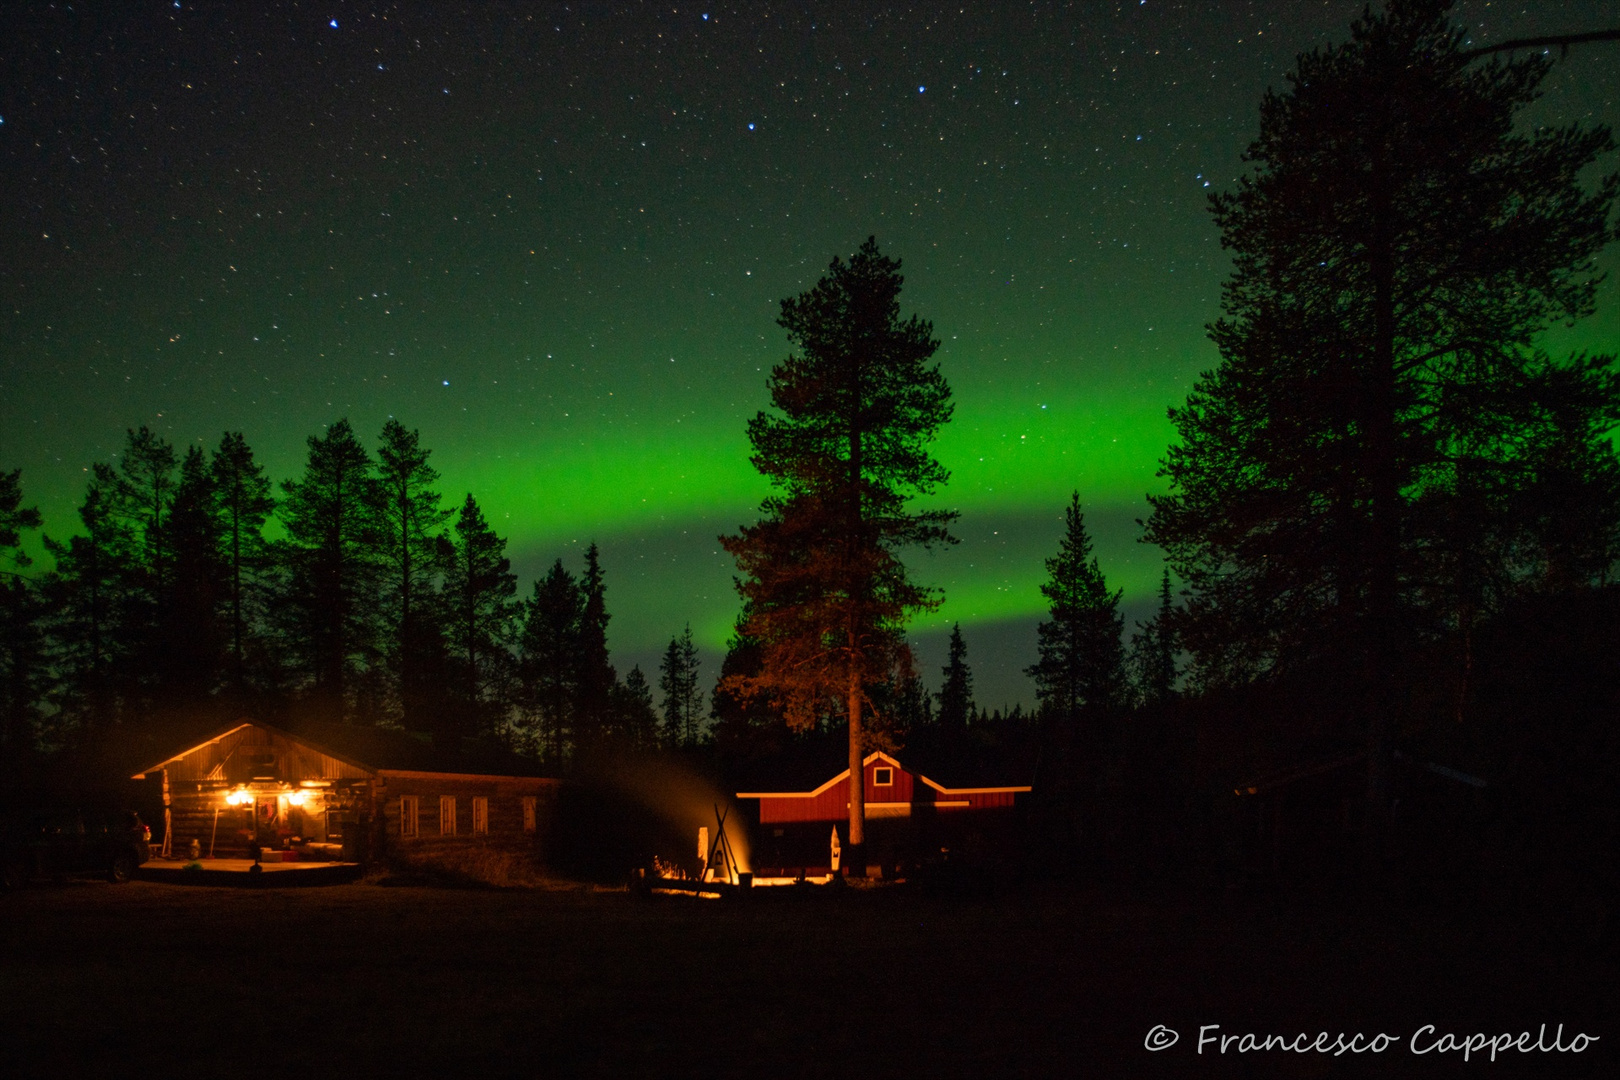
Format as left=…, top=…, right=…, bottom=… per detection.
left=0, top=810, right=151, bottom=888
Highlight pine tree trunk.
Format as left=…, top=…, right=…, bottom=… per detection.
left=846, top=666, right=865, bottom=875
left=1364, top=171, right=1400, bottom=866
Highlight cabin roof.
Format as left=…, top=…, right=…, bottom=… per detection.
left=133, top=718, right=551, bottom=781
left=737, top=749, right=1031, bottom=799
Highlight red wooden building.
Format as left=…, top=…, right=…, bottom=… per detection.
left=738, top=751, right=1031, bottom=875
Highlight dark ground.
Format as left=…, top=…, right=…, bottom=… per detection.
left=0, top=876, right=1610, bottom=1078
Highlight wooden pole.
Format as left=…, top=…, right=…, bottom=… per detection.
left=160, top=769, right=173, bottom=859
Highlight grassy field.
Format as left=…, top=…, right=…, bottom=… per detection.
left=0, top=875, right=1611, bottom=1078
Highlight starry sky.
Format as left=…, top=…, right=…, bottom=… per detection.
left=3, top=1, right=1618, bottom=708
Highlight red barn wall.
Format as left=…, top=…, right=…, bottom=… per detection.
left=757, top=760, right=1017, bottom=823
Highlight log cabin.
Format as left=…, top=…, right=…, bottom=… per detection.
left=131, top=720, right=559, bottom=864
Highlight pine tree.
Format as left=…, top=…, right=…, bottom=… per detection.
left=374, top=420, right=453, bottom=730
left=658, top=624, right=703, bottom=747
left=1027, top=493, right=1125, bottom=716
left=0, top=471, right=41, bottom=567
left=278, top=419, right=382, bottom=721
left=1127, top=568, right=1178, bottom=708
left=109, top=426, right=179, bottom=709
left=162, top=445, right=226, bottom=707
left=112, top=426, right=178, bottom=603
left=0, top=470, right=45, bottom=761
left=1141, top=0, right=1620, bottom=827
left=42, top=469, right=134, bottom=739
left=209, top=432, right=277, bottom=696
left=518, top=559, right=582, bottom=762
left=721, top=237, right=955, bottom=869
left=936, top=623, right=974, bottom=729
left=442, top=494, right=519, bottom=746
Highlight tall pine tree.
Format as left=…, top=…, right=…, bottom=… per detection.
left=1142, top=0, right=1620, bottom=830
left=375, top=420, right=453, bottom=730
left=209, top=432, right=276, bottom=697
left=278, top=419, right=382, bottom=722
left=721, top=237, right=955, bottom=870
left=162, top=445, right=226, bottom=709
left=43, top=469, right=134, bottom=740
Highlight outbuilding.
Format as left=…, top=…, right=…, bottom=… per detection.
left=737, top=750, right=1031, bottom=876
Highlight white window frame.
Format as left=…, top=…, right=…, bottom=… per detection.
left=521, top=796, right=537, bottom=834
left=399, top=795, right=419, bottom=838
left=439, top=795, right=457, bottom=837
left=874, top=767, right=894, bottom=787
left=471, top=796, right=488, bottom=836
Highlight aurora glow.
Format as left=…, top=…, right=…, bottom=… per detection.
left=3, top=3, right=1616, bottom=706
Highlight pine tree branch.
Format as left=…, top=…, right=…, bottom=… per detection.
left=1461, top=29, right=1620, bottom=60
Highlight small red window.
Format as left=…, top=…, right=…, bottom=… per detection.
left=874, top=767, right=893, bottom=786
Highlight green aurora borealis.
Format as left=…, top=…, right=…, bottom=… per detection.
left=3, top=2, right=1617, bottom=706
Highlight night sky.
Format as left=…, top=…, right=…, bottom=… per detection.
left=3, top=1, right=1617, bottom=708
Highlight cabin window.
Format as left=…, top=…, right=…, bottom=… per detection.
left=874, top=767, right=894, bottom=787
left=471, top=797, right=488, bottom=836
left=521, top=796, right=537, bottom=834
left=439, top=795, right=458, bottom=836
left=399, top=796, right=419, bottom=838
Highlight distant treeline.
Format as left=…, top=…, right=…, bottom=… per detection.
left=0, top=420, right=731, bottom=766
left=0, top=419, right=1051, bottom=772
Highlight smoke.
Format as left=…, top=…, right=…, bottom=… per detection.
left=576, top=753, right=751, bottom=873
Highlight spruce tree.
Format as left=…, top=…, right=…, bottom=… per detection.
left=936, top=623, right=974, bottom=729
left=443, top=493, right=519, bottom=745
left=890, top=667, right=934, bottom=733
left=572, top=542, right=617, bottom=751
left=614, top=665, right=662, bottom=751
left=1127, top=568, right=1178, bottom=708
left=518, top=559, right=582, bottom=762
left=658, top=623, right=703, bottom=747
left=721, top=237, right=955, bottom=869
left=1027, top=493, right=1125, bottom=716
left=708, top=607, right=780, bottom=757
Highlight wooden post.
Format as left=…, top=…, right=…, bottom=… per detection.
left=846, top=670, right=865, bottom=876
left=160, top=769, right=172, bottom=859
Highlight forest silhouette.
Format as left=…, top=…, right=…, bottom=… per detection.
left=2, top=0, right=1617, bottom=898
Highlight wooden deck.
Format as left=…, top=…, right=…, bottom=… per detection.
left=138, top=858, right=362, bottom=887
